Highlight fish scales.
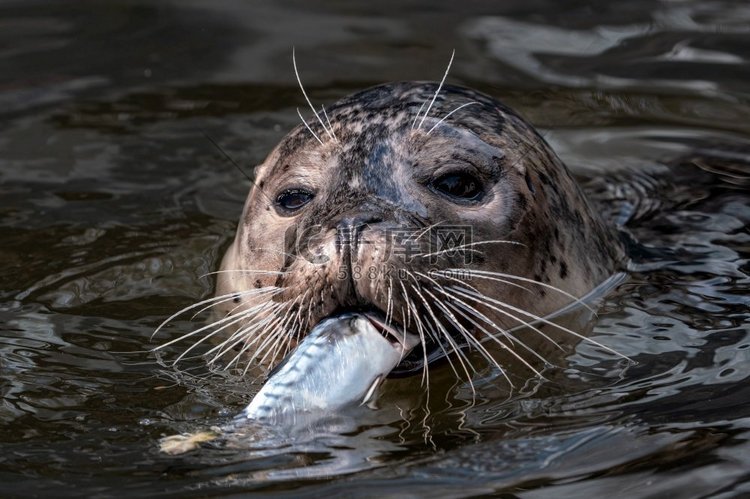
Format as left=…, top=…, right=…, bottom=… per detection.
left=241, top=314, right=418, bottom=424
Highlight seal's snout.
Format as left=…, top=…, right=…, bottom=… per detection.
left=334, top=211, right=387, bottom=307
left=335, top=212, right=384, bottom=250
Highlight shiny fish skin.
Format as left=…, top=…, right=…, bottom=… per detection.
left=242, top=314, right=417, bottom=424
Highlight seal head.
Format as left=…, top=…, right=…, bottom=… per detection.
left=215, top=82, right=624, bottom=373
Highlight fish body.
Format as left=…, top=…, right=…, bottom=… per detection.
left=241, top=313, right=418, bottom=424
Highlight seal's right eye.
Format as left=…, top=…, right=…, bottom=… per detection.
left=275, top=189, right=314, bottom=214
left=431, top=172, right=483, bottom=202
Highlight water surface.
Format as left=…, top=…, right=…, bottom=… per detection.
left=1, top=1, right=749, bottom=497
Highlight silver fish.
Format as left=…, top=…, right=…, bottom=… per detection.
left=241, top=313, right=419, bottom=424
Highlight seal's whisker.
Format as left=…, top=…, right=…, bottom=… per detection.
left=209, top=306, right=283, bottom=368
left=222, top=320, right=279, bottom=371
left=199, top=269, right=288, bottom=278
left=420, top=239, right=526, bottom=260
left=301, top=301, right=314, bottom=338
left=258, top=299, right=306, bottom=372
left=272, top=295, right=309, bottom=366
left=429, top=272, right=562, bottom=354
left=321, top=105, right=337, bottom=142
left=170, top=307, right=268, bottom=366
left=189, top=287, right=280, bottom=320
left=267, top=322, right=298, bottom=371
left=188, top=293, right=246, bottom=321
left=426, top=315, right=474, bottom=392
left=401, top=294, right=434, bottom=431
left=151, top=288, right=279, bottom=340
left=225, top=307, right=288, bottom=370
left=292, top=47, right=337, bottom=143
left=399, top=280, right=430, bottom=387
left=416, top=270, right=548, bottom=378
left=190, top=296, right=243, bottom=321
left=417, top=271, right=521, bottom=384
left=417, top=247, right=486, bottom=258
left=416, top=272, right=546, bottom=365
left=171, top=298, right=284, bottom=364
left=256, top=295, right=302, bottom=368
left=428, top=269, right=532, bottom=295
left=426, top=101, right=480, bottom=135
left=421, top=275, right=518, bottom=382
left=410, top=277, right=479, bottom=384
left=446, top=295, right=551, bottom=371
left=408, top=277, right=477, bottom=393
left=444, top=300, right=541, bottom=381
left=417, top=49, right=455, bottom=130
left=450, top=285, right=631, bottom=360
left=409, top=293, right=461, bottom=384
left=235, top=302, right=290, bottom=354
left=422, top=285, right=514, bottom=388
left=243, top=297, right=299, bottom=367
left=280, top=323, right=300, bottom=360
left=372, top=267, right=386, bottom=305
left=153, top=295, right=281, bottom=352
left=399, top=300, right=430, bottom=403
left=192, top=293, right=251, bottom=322
left=297, top=107, right=324, bottom=146
left=283, top=289, right=310, bottom=335
left=419, top=221, right=446, bottom=239
left=441, top=268, right=596, bottom=314
left=241, top=313, right=292, bottom=374
left=384, top=277, right=394, bottom=332
left=443, top=290, right=551, bottom=371
left=262, top=317, right=297, bottom=372
left=450, top=285, right=565, bottom=352
left=252, top=326, right=288, bottom=373
left=403, top=221, right=445, bottom=245
left=411, top=100, right=427, bottom=130
left=303, top=287, right=316, bottom=336
left=204, top=301, right=282, bottom=361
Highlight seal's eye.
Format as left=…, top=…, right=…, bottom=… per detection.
left=432, top=172, right=483, bottom=201
left=275, top=189, right=314, bottom=213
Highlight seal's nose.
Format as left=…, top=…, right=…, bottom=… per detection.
left=335, top=212, right=383, bottom=251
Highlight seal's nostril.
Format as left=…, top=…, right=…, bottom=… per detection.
left=338, top=213, right=383, bottom=231
left=336, top=212, right=383, bottom=249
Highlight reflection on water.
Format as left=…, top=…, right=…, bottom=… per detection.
left=465, top=3, right=750, bottom=92
left=1, top=0, right=749, bottom=496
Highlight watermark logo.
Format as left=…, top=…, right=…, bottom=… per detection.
left=284, top=224, right=474, bottom=266
left=389, top=228, right=423, bottom=263
left=431, top=226, right=473, bottom=264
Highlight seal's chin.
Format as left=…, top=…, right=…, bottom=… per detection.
left=319, top=306, right=455, bottom=378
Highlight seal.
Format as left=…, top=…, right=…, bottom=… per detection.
left=211, top=81, right=625, bottom=379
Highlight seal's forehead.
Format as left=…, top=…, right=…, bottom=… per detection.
left=334, top=81, right=496, bottom=109
left=327, top=82, right=508, bottom=131
left=265, top=81, right=524, bottom=178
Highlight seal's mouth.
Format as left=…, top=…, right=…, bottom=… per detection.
left=363, top=312, right=419, bottom=350
left=321, top=306, right=459, bottom=378
left=387, top=329, right=456, bottom=377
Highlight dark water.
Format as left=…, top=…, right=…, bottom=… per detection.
left=2, top=1, right=750, bottom=497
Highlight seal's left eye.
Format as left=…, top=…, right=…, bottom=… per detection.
left=275, top=189, right=314, bottom=213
